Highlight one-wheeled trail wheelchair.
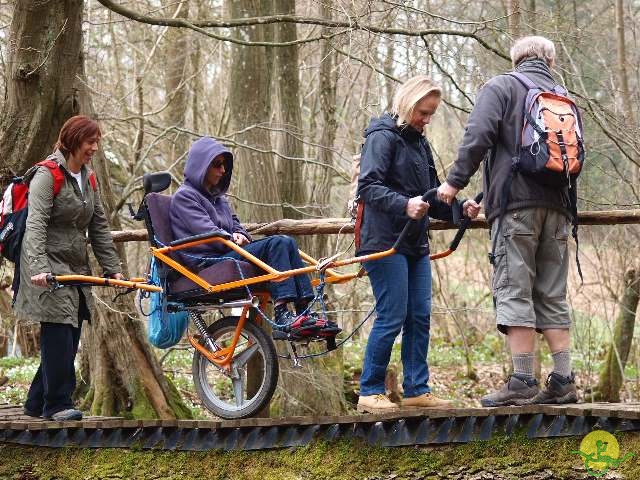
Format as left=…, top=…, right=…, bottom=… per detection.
left=48, top=172, right=481, bottom=419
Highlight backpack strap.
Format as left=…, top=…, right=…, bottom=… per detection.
left=488, top=159, right=516, bottom=266
left=568, top=177, right=583, bottom=283
left=35, top=160, right=65, bottom=196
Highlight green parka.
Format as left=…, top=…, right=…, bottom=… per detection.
left=13, top=150, right=122, bottom=327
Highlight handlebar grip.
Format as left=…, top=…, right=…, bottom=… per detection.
left=449, top=191, right=484, bottom=251
left=392, top=188, right=437, bottom=251
left=45, top=274, right=55, bottom=284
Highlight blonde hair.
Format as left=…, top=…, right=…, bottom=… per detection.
left=390, top=75, right=442, bottom=127
left=510, top=36, right=556, bottom=68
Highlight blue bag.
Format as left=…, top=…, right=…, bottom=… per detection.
left=146, top=257, right=189, bottom=348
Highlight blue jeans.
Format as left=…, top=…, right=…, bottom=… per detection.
left=360, top=253, right=432, bottom=398
left=201, top=235, right=314, bottom=304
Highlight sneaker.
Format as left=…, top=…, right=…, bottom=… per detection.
left=527, top=372, right=578, bottom=405
left=305, top=312, right=342, bottom=337
left=49, top=408, right=83, bottom=421
left=402, top=392, right=453, bottom=408
left=357, top=394, right=399, bottom=414
left=480, top=374, right=539, bottom=407
left=274, top=311, right=319, bottom=336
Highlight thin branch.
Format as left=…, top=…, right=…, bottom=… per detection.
left=95, top=0, right=509, bottom=59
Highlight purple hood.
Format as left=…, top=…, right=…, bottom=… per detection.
left=170, top=137, right=250, bottom=266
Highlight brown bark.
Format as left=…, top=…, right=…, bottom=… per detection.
left=0, top=0, right=84, bottom=188
left=77, top=81, right=191, bottom=419
left=273, top=0, right=306, bottom=224
left=164, top=1, right=190, bottom=162
left=0, top=0, right=189, bottom=419
left=227, top=0, right=281, bottom=223
left=507, top=0, right=521, bottom=37
left=595, top=268, right=640, bottom=402
left=0, top=0, right=85, bottom=357
left=107, top=209, right=640, bottom=243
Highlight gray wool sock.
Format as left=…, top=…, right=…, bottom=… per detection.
left=551, top=349, right=572, bottom=378
left=512, top=352, right=535, bottom=379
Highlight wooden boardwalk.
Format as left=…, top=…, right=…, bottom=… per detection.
left=1, top=402, right=640, bottom=450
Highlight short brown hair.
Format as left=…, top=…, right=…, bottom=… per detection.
left=54, top=115, right=101, bottom=156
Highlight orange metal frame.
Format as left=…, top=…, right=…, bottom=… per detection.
left=53, top=231, right=455, bottom=368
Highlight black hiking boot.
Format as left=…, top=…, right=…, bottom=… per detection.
left=526, top=372, right=578, bottom=405
left=480, top=374, right=539, bottom=407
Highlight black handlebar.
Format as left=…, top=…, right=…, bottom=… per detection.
left=392, top=189, right=483, bottom=252
left=448, top=191, right=483, bottom=252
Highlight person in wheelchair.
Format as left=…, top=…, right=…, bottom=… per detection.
left=170, top=137, right=340, bottom=339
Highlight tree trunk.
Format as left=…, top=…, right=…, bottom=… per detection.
left=272, top=0, right=347, bottom=416
left=0, top=0, right=190, bottom=419
left=614, top=0, right=639, bottom=183
left=0, top=0, right=84, bottom=187
left=595, top=268, right=640, bottom=402
left=164, top=1, right=190, bottom=162
left=0, top=0, right=85, bottom=358
left=226, top=0, right=280, bottom=223
left=76, top=73, right=191, bottom=419
left=507, top=0, right=521, bottom=37
left=273, top=0, right=306, bottom=225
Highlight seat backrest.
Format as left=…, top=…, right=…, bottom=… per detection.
left=145, top=192, right=174, bottom=248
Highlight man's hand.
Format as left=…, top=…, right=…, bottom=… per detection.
left=437, top=181, right=460, bottom=205
left=233, top=232, right=250, bottom=246
left=406, top=196, right=430, bottom=220
left=462, top=199, right=481, bottom=219
left=110, top=273, right=124, bottom=281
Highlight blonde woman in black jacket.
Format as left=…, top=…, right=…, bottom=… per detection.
left=356, top=76, right=480, bottom=413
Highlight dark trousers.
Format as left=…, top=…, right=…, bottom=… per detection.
left=24, top=289, right=87, bottom=418
left=201, top=235, right=314, bottom=303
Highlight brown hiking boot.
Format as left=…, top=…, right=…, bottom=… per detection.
left=357, top=394, right=399, bottom=413
left=480, top=374, right=539, bottom=407
left=527, top=372, right=578, bottom=405
left=401, top=392, right=453, bottom=409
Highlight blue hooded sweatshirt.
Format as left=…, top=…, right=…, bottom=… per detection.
left=170, top=137, right=251, bottom=267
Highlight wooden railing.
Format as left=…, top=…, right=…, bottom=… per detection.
left=111, top=209, right=640, bottom=243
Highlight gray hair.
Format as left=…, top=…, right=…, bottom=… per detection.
left=510, top=36, right=556, bottom=68
left=390, top=75, right=441, bottom=127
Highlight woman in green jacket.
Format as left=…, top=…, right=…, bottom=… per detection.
left=15, top=115, right=122, bottom=421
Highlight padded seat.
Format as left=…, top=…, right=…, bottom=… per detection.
left=145, top=192, right=268, bottom=301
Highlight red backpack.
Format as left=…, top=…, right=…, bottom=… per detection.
left=0, top=159, right=97, bottom=263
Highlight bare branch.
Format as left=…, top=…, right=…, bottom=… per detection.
left=95, top=0, right=509, bottom=59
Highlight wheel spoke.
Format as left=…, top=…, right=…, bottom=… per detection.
left=231, top=372, right=246, bottom=407
left=232, top=341, right=260, bottom=369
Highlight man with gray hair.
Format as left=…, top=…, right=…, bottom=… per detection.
left=436, top=36, right=579, bottom=406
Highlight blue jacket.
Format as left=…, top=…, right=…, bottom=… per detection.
left=356, top=113, right=455, bottom=257
left=170, top=137, right=251, bottom=267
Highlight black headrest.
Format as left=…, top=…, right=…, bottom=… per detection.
left=143, top=172, right=172, bottom=194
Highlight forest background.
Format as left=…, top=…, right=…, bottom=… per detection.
left=0, top=0, right=639, bottom=419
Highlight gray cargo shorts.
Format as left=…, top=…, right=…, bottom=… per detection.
left=490, top=207, right=571, bottom=334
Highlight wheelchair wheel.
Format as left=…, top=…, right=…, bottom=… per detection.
left=192, top=315, right=279, bottom=419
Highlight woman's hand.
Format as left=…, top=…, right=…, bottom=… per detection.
left=437, top=181, right=460, bottom=205
left=31, top=273, right=51, bottom=288
left=462, top=199, right=481, bottom=219
left=406, top=196, right=430, bottom=220
left=110, top=273, right=124, bottom=281
left=233, top=232, right=250, bottom=246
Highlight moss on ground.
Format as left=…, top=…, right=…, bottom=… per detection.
left=1, top=432, right=640, bottom=479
